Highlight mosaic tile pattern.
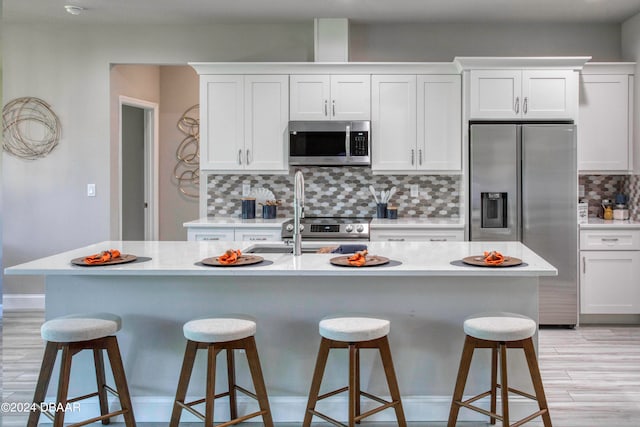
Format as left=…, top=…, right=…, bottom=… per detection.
left=626, top=175, right=640, bottom=221
left=579, top=175, right=629, bottom=217
left=207, top=166, right=461, bottom=218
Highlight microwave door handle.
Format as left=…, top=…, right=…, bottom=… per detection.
left=345, top=125, right=351, bottom=159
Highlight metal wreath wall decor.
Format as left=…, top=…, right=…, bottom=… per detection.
left=2, top=97, right=61, bottom=160
left=174, top=104, right=200, bottom=198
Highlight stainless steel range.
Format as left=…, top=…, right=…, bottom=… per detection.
left=281, top=217, right=371, bottom=241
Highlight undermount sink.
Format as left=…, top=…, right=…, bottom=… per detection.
left=243, top=243, right=330, bottom=254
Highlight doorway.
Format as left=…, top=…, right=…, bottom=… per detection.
left=119, top=96, right=159, bottom=240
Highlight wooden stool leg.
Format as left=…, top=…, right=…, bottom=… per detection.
left=499, top=343, right=509, bottom=427
left=205, top=345, right=218, bottom=427
left=303, top=337, right=332, bottom=427
left=244, top=336, right=274, bottom=427
left=354, top=347, right=361, bottom=424
left=93, top=348, right=111, bottom=425
left=105, top=336, right=136, bottom=427
left=53, top=345, right=73, bottom=427
left=447, top=335, right=476, bottom=427
left=348, top=344, right=358, bottom=427
left=378, top=336, right=407, bottom=427
left=170, top=340, right=199, bottom=427
left=490, top=344, right=498, bottom=425
left=27, top=341, right=59, bottom=427
left=523, top=338, right=553, bottom=427
left=227, top=348, right=238, bottom=421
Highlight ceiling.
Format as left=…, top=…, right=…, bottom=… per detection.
left=5, top=0, right=640, bottom=25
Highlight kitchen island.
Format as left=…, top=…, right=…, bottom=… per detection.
left=5, top=240, right=556, bottom=423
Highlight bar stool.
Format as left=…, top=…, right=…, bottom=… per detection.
left=27, top=313, right=136, bottom=427
left=447, top=313, right=552, bottom=427
left=303, top=316, right=407, bottom=427
left=169, top=317, right=273, bottom=427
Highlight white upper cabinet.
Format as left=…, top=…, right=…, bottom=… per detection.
left=417, top=75, right=462, bottom=171
left=578, top=63, right=634, bottom=173
left=371, top=75, right=417, bottom=171
left=290, top=74, right=370, bottom=120
left=372, top=74, right=461, bottom=173
left=200, top=74, right=288, bottom=172
left=469, top=69, right=577, bottom=120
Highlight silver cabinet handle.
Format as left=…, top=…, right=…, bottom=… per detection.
left=388, top=238, right=405, bottom=242
left=201, top=236, right=220, bottom=241
left=238, top=149, right=242, bottom=165
left=523, top=97, right=528, bottom=114
left=411, top=149, right=415, bottom=165
left=601, top=238, right=619, bottom=242
left=419, top=149, right=423, bottom=166
left=249, top=237, right=267, bottom=241
left=430, top=238, right=447, bottom=242
left=582, top=256, right=586, bottom=274
left=246, top=149, right=251, bottom=165
left=332, top=100, right=336, bottom=116
left=324, top=100, right=328, bottom=116
left=515, top=97, right=520, bottom=114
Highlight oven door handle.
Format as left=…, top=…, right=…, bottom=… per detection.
left=345, top=125, right=351, bottom=159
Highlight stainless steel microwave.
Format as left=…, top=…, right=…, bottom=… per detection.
left=289, top=121, right=370, bottom=166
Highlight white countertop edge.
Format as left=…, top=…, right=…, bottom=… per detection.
left=370, top=218, right=465, bottom=228
left=184, top=217, right=289, bottom=228
left=580, top=218, right=640, bottom=229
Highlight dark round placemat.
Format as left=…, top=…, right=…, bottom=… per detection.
left=457, top=256, right=525, bottom=268
left=201, top=255, right=265, bottom=267
left=330, top=255, right=390, bottom=267
left=71, top=254, right=137, bottom=267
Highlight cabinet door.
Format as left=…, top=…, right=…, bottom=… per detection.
left=417, top=75, right=462, bottom=171
left=580, top=251, right=640, bottom=314
left=200, top=75, right=244, bottom=170
left=290, top=75, right=330, bottom=120
left=522, top=70, right=576, bottom=119
left=244, top=75, right=289, bottom=171
left=578, top=74, right=631, bottom=172
left=235, top=228, right=282, bottom=242
left=469, top=70, right=521, bottom=119
left=371, top=75, right=416, bottom=172
left=330, top=75, right=371, bottom=120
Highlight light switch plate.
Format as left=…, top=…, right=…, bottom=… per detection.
left=578, top=185, right=585, bottom=198
left=87, top=184, right=96, bottom=197
left=410, top=184, right=419, bottom=198
left=242, top=184, right=251, bottom=197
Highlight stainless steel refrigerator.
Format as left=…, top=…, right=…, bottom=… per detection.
left=469, top=123, right=578, bottom=326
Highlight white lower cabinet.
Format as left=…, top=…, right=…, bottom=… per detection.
left=580, top=229, right=640, bottom=314
left=371, top=228, right=464, bottom=242
left=187, top=227, right=281, bottom=242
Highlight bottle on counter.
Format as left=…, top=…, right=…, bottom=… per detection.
left=613, top=203, right=630, bottom=220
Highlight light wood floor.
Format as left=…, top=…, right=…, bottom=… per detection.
left=2, top=310, right=640, bottom=426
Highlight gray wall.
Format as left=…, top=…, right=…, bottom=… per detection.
left=0, top=19, right=628, bottom=297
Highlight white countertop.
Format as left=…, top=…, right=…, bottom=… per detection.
left=580, top=218, right=640, bottom=229
left=370, top=218, right=464, bottom=228
left=183, top=217, right=289, bottom=228
left=5, top=240, right=556, bottom=278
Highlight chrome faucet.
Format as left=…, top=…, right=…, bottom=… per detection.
left=293, top=169, right=305, bottom=256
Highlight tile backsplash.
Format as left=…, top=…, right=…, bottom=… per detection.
left=579, top=174, right=632, bottom=218
left=207, top=166, right=461, bottom=218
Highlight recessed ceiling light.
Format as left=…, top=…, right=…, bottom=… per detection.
left=64, top=5, right=85, bottom=16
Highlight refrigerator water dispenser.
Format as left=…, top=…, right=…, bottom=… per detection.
left=481, top=192, right=507, bottom=228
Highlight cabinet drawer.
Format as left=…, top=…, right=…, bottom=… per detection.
left=580, top=229, right=640, bottom=250
left=188, top=229, right=235, bottom=242
left=371, top=229, right=464, bottom=242
left=235, top=229, right=281, bottom=242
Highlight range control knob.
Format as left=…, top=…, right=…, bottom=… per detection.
left=300, top=224, right=305, bottom=232
left=345, top=224, right=354, bottom=233
left=286, top=223, right=294, bottom=232
left=356, top=224, right=365, bottom=233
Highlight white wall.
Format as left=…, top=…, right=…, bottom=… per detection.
left=351, top=23, right=622, bottom=62
left=622, top=13, right=640, bottom=173
left=0, top=20, right=626, bottom=296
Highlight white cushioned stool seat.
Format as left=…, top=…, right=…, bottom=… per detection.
left=183, top=318, right=257, bottom=343
left=319, top=316, right=390, bottom=342
left=41, top=313, right=122, bottom=343
left=464, top=313, right=537, bottom=342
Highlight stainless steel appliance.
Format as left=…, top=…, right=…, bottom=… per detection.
left=469, top=123, right=578, bottom=326
left=281, top=216, right=371, bottom=241
left=289, top=121, right=370, bottom=166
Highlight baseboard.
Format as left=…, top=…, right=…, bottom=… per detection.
left=36, top=394, right=538, bottom=423
left=2, top=293, right=45, bottom=310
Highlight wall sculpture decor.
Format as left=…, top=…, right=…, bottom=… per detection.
left=2, top=97, right=61, bottom=160
left=174, top=104, right=200, bottom=198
